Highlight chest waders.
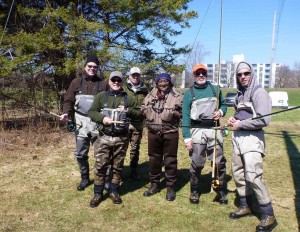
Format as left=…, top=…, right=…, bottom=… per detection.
left=190, top=83, right=222, bottom=191
left=234, top=85, right=261, bottom=121
left=74, top=77, right=103, bottom=191
left=98, top=91, right=129, bottom=136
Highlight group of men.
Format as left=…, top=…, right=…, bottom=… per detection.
left=60, top=55, right=277, bottom=232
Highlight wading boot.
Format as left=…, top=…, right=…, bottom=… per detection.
left=189, top=191, right=200, bottom=204
left=214, top=190, right=228, bottom=205
left=77, top=178, right=91, bottom=191
left=143, top=183, right=160, bottom=197
left=109, top=191, right=122, bottom=204
left=229, top=206, right=252, bottom=219
left=90, top=193, right=103, bottom=208
left=256, top=215, right=278, bottom=232
left=166, top=187, right=176, bottom=201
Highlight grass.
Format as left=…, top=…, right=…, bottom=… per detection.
left=0, top=90, right=300, bottom=232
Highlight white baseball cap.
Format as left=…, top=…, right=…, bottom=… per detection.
left=129, top=67, right=141, bottom=75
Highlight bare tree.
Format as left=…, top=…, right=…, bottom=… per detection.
left=275, top=65, right=296, bottom=88
left=186, top=42, right=211, bottom=72
left=293, top=62, right=300, bottom=88
left=182, top=42, right=210, bottom=87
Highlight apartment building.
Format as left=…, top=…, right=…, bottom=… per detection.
left=205, top=61, right=281, bottom=88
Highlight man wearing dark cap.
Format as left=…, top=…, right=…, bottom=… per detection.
left=122, top=67, right=148, bottom=180
left=182, top=64, right=228, bottom=205
left=60, top=55, right=107, bottom=191
left=227, top=61, right=277, bottom=231
left=141, top=73, right=182, bottom=201
left=88, top=71, right=141, bottom=207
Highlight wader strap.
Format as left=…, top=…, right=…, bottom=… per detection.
left=189, top=82, right=217, bottom=101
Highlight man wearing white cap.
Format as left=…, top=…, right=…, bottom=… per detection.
left=123, top=67, right=148, bottom=180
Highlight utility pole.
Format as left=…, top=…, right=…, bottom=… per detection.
left=270, top=11, right=276, bottom=88
left=181, top=70, right=186, bottom=88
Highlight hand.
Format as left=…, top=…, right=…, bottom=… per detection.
left=185, top=140, right=193, bottom=151
left=173, top=110, right=181, bottom=118
left=103, top=117, right=112, bottom=125
left=231, top=120, right=241, bottom=131
left=60, top=113, right=69, bottom=123
left=227, top=117, right=236, bottom=126
left=213, top=111, right=221, bottom=121
left=141, top=109, right=147, bottom=118
left=118, top=105, right=128, bottom=112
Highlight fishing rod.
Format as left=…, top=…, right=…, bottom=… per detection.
left=0, top=91, right=78, bottom=131
left=214, top=105, right=300, bottom=130
left=0, top=92, right=60, bottom=118
left=211, top=0, right=224, bottom=192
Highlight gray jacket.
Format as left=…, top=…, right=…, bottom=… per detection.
left=234, top=61, right=272, bottom=130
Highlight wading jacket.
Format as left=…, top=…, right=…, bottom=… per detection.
left=142, top=87, right=183, bottom=134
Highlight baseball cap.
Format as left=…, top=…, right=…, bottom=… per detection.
left=192, top=64, right=207, bottom=73
left=109, top=71, right=123, bottom=79
left=129, top=67, right=141, bottom=75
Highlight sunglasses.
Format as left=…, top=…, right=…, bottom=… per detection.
left=87, top=65, right=98, bottom=69
left=237, top=72, right=251, bottom=77
left=194, top=71, right=207, bottom=76
left=111, top=78, right=122, bottom=83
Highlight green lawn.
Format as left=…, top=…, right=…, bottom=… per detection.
left=0, top=89, right=299, bottom=232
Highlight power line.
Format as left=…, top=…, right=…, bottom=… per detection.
left=0, top=0, right=15, bottom=46
left=184, top=0, right=213, bottom=67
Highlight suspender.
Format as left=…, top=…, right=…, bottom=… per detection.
left=103, top=91, right=128, bottom=109
left=189, top=82, right=217, bottom=100
left=79, top=76, right=102, bottom=94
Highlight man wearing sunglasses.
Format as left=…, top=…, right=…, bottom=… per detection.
left=182, top=64, right=228, bottom=205
left=88, top=71, right=141, bottom=207
left=60, top=55, right=107, bottom=191
left=227, top=61, right=277, bottom=232
left=122, top=67, right=148, bottom=180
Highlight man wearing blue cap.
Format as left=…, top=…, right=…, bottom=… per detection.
left=141, top=73, right=182, bottom=201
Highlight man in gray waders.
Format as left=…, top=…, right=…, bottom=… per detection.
left=60, top=55, right=107, bottom=191
left=227, top=61, right=277, bottom=232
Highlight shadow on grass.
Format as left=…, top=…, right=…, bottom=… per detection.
left=282, top=130, right=300, bottom=229
left=120, top=162, right=191, bottom=195
left=120, top=161, right=150, bottom=195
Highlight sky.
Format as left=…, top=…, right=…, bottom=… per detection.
left=168, top=0, right=300, bottom=69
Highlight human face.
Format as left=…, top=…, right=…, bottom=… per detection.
left=193, top=68, right=207, bottom=86
left=84, top=62, right=98, bottom=77
left=237, top=68, right=251, bottom=87
left=109, top=77, right=122, bottom=91
left=157, top=79, right=170, bottom=92
left=129, top=73, right=141, bottom=86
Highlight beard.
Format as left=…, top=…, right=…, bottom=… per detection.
left=195, top=79, right=206, bottom=85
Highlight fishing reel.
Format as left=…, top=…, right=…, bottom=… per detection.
left=211, top=179, right=220, bottom=190
left=221, top=127, right=229, bottom=137
left=67, top=120, right=76, bottom=132
left=96, top=123, right=104, bottom=131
